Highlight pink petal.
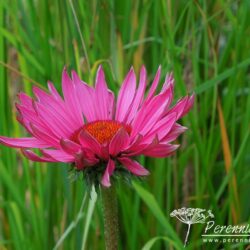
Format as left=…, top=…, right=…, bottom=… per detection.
left=18, top=92, right=33, bottom=107
left=162, top=124, right=187, bottom=143
left=33, top=86, right=75, bottom=127
left=16, top=112, right=32, bottom=134
left=131, top=90, right=172, bottom=137
left=74, top=152, right=84, bottom=169
left=124, top=134, right=143, bottom=152
left=125, top=66, right=147, bottom=124
left=101, top=158, right=115, bottom=187
left=118, top=157, right=149, bottom=176
left=78, top=130, right=107, bottom=159
left=0, top=136, right=50, bottom=148
left=41, top=149, right=75, bottom=162
left=33, top=86, right=53, bottom=103
left=47, top=82, right=81, bottom=128
left=30, top=123, right=59, bottom=147
left=16, top=104, right=47, bottom=131
left=125, top=136, right=159, bottom=157
left=109, top=128, right=130, bottom=156
left=21, top=149, right=56, bottom=162
left=144, top=66, right=161, bottom=104
left=76, top=83, right=97, bottom=122
left=142, top=112, right=177, bottom=143
left=83, top=151, right=100, bottom=165
left=16, top=103, right=61, bottom=141
left=183, top=94, right=195, bottom=117
left=170, top=97, right=188, bottom=119
left=48, top=81, right=63, bottom=101
left=160, top=74, right=174, bottom=111
left=72, top=71, right=100, bottom=123
left=95, top=65, right=110, bottom=119
left=142, top=144, right=179, bottom=158
left=60, top=139, right=81, bottom=154
left=34, top=102, right=73, bottom=138
left=108, top=90, right=115, bottom=119
left=115, top=68, right=136, bottom=122
left=74, top=151, right=99, bottom=169
left=161, top=73, right=174, bottom=93
left=62, top=68, right=83, bottom=126
left=167, top=94, right=194, bottom=120
left=71, top=70, right=87, bottom=86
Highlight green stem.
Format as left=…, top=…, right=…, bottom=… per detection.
left=101, top=184, right=119, bottom=250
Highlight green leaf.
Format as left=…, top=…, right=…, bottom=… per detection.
left=132, top=182, right=183, bottom=248
left=195, top=58, right=250, bottom=94
left=142, top=236, right=181, bottom=250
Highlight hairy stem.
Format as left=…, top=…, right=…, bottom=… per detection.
left=101, top=184, right=119, bottom=250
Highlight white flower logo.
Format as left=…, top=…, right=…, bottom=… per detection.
left=170, top=207, right=214, bottom=247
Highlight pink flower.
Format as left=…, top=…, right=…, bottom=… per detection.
left=0, top=66, right=194, bottom=187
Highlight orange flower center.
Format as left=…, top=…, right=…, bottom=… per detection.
left=71, top=120, right=131, bottom=144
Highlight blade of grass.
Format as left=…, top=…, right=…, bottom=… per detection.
left=217, top=98, right=240, bottom=223
left=132, top=181, right=183, bottom=249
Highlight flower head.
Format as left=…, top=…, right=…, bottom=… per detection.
left=170, top=207, right=214, bottom=225
left=0, top=66, right=194, bottom=187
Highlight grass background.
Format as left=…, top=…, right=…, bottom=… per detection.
left=0, top=0, right=250, bottom=249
